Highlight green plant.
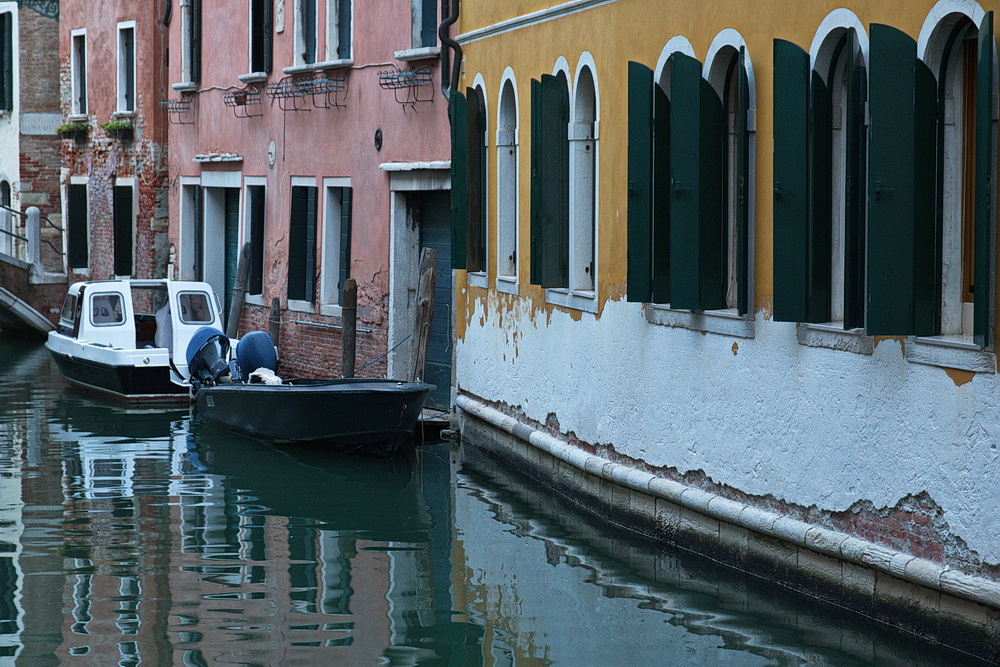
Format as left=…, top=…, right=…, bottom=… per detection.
left=56, top=121, right=89, bottom=136
left=99, top=119, right=134, bottom=133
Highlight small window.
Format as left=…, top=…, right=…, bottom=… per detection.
left=250, top=0, right=273, bottom=73
left=321, top=185, right=352, bottom=305
left=246, top=185, right=266, bottom=296
left=181, top=0, right=201, bottom=84
left=178, top=292, right=213, bottom=324
left=326, top=0, right=352, bottom=60
left=67, top=183, right=89, bottom=270
left=288, top=185, right=318, bottom=302
left=71, top=31, right=87, bottom=115
left=90, top=293, right=124, bottom=326
left=117, top=23, right=135, bottom=112
left=412, top=0, right=436, bottom=49
left=59, top=293, right=78, bottom=328
left=297, top=0, right=318, bottom=65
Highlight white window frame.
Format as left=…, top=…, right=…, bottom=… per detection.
left=70, top=29, right=87, bottom=118
left=320, top=177, right=351, bottom=315
left=496, top=69, right=519, bottom=295
left=294, top=0, right=318, bottom=67
left=113, top=178, right=137, bottom=278
left=468, top=74, right=489, bottom=289
left=66, top=176, right=91, bottom=276
left=116, top=21, right=136, bottom=114
left=288, top=175, right=319, bottom=313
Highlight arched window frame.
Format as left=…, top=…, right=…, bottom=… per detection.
left=568, top=53, right=599, bottom=295
left=496, top=68, right=519, bottom=294
left=468, top=74, right=489, bottom=287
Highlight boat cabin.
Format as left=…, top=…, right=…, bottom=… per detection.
left=55, top=279, right=225, bottom=379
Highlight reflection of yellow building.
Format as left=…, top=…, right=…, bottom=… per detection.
left=449, top=1, right=1000, bottom=658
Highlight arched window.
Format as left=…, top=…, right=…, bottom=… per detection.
left=497, top=76, right=518, bottom=284
left=570, top=63, right=597, bottom=292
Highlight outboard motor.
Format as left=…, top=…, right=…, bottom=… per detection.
left=186, top=326, right=231, bottom=389
left=235, top=331, right=278, bottom=379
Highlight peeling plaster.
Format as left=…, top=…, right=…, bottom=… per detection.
left=457, top=294, right=1000, bottom=564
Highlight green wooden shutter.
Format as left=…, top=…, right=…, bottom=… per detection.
left=450, top=90, right=468, bottom=270
left=652, top=82, right=671, bottom=303
left=248, top=186, right=265, bottom=295
left=113, top=186, right=133, bottom=277
left=867, top=24, right=937, bottom=335
left=191, top=0, right=202, bottom=84
left=420, top=0, right=437, bottom=48
left=808, top=70, right=832, bottom=323
left=339, top=188, right=353, bottom=294
left=338, top=0, right=352, bottom=59
left=975, top=11, right=994, bottom=347
left=530, top=79, right=541, bottom=283
left=263, top=0, right=274, bottom=73
left=467, top=88, right=486, bottom=273
left=0, top=14, right=11, bottom=112
left=67, top=184, right=88, bottom=270
left=287, top=186, right=317, bottom=302
left=843, top=31, right=867, bottom=330
left=539, top=74, right=570, bottom=288
left=303, top=0, right=317, bottom=64
left=736, top=47, right=750, bottom=315
left=627, top=61, right=654, bottom=302
left=772, top=39, right=811, bottom=322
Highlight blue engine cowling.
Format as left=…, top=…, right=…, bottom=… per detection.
left=186, top=326, right=231, bottom=388
left=235, top=331, right=278, bottom=379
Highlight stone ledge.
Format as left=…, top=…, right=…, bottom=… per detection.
left=455, top=392, right=1000, bottom=616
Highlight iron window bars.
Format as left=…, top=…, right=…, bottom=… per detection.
left=159, top=98, right=193, bottom=125
left=378, top=65, right=433, bottom=110
left=223, top=86, right=263, bottom=118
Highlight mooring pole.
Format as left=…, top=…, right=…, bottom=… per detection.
left=341, top=278, right=357, bottom=377
left=410, top=247, right=436, bottom=382
left=226, top=242, right=251, bottom=339
left=267, top=298, right=281, bottom=347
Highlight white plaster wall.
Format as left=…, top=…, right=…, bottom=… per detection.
left=0, top=4, right=19, bottom=211
left=456, top=294, right=1000, bottom=563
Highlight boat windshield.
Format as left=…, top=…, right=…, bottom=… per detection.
left=58, top=293, right=78, bottom=328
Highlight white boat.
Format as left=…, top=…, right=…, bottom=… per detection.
left=45, top=279, right=230, bottom=402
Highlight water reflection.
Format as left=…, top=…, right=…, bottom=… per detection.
left=0, top=337, right=989, bottom=665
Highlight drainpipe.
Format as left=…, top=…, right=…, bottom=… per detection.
left=438, top=0, right=461, bottom=100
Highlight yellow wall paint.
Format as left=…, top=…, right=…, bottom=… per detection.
left=453, top=0, right=1000, bottom=333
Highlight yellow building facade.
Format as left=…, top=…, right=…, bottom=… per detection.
left=448, top=0, right=1000, bottom=658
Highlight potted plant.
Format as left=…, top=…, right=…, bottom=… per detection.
left=56, top=121, right=89, bottom=142
left=100, top=119, right=134, bottom=140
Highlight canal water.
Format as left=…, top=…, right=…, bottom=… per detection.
left=0, top=336, right=988, bottom=665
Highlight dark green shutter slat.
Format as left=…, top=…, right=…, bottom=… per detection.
left=1, top=15, right=11, bottom=112
left=339, top=188, right=352, bottom=294
left=248, top=186, right=265, bottom=294
left=669, top=53, right=725, bottom=310
left=808, top=70, right=832, bottom=323
left=539, top=73, right=570, bottom=288
left=652, top=82, right=671, bottom=303
left=530, top=79, right=543, bottom=284
left=975, top=11, right=994, bottom=347
left=772, top=39, right=811, bottom=322
left=420, top=0, right=436, bottom=48
left=467, top=87, right=486, bottom=273
left=867, top=24, right=936, bottom=336
left=736, top=47, right=750, bottom=315
left=288, top=186, right=316, bottom=301
left=191, top=0, right=201, bottom=84
left=67, top=184, right=88, bottom=269
left=305, top=187, right=317, bottom=302
left=303, top=0, right=316, bottom=64
left=450, top=91, right=468, bottom=270
left=626, top=61, right=654, bottom=303
left=113, top=186, right=133, bottom=276
left=338, top=0, right=352, bottom=59
left=843, top=32, right=866, bottom=330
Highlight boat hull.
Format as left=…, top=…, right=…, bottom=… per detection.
left=48, top=347, right=189, bottom=403
left=194, top=378, right=435, bottom=457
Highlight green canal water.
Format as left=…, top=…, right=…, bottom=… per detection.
left=0, top=336, right=989, bottom=665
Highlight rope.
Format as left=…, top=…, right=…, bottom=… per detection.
left=345, top=333, right=412, bottom=378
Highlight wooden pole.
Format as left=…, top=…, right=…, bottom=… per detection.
left=226, top=242, right=251, bottom=339
left=267, top=297, right=281, bottom=347
left=341, top=278, right=357, bottom=377
left=410, top=247, right=436, bottom=382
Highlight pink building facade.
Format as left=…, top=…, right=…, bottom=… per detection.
left=58, top=0, right=170, bottom=284
left=163, top=0, right=451, bottom=400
